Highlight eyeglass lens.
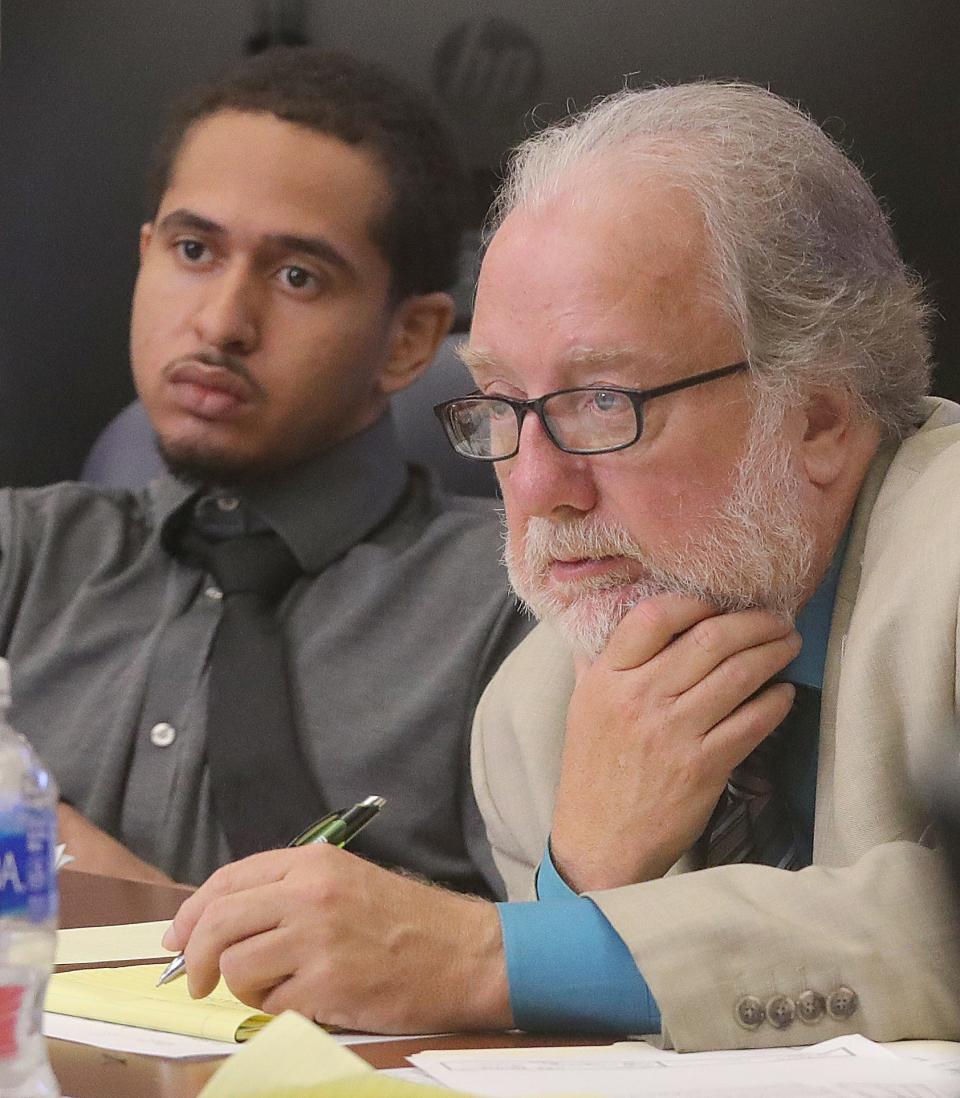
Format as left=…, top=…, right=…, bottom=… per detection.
left=444, top=389, right=639, bottom=459
left=443, top=399, right=506, bottom=457
left=542, top=389, right=638, bottom=453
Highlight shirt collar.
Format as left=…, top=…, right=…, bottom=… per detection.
left=783, top=530, right=850, bottom=691
left=158, top=414, right=409, bottom=573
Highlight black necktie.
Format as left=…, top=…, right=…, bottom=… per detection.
left=702, top=684, right=820, bottom=871
left=178, top=527, right=327, bottom=857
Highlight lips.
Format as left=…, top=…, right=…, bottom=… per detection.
left=165, top=359, right=255, bottom=420
left=548, top=555, right=630, bottom=583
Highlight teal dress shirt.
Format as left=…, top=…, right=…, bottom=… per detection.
left=496, top=548, right=845, bottom=1034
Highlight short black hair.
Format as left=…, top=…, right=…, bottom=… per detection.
left=146, top=47, right=466, bottom=299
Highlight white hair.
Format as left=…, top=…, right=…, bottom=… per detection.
left=488, top=82, right=932, bottom=439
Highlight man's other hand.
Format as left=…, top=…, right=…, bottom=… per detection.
left=551, top=593, right=800, bottom=892
left=162, top=844, right=512, bottom=1034
left=57, top=802, right=174, bottom=884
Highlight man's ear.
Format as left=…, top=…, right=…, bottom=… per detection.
left=798, top=387, right=857, bottom=487
left=378, top=292, right=455, bottom=397
left=138, top=223, right=154, bottom=262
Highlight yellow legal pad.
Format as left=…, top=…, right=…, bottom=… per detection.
left=196, top=1012, right=596, bottom=1098
left=46, top=963, right=271, bottom=1042
left=199, top=1012, right=466, bottom=1098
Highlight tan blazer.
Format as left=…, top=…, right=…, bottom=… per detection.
left=473, top=397, right=960, bottom=1051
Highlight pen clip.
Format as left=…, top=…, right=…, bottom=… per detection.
left=288, top=796, right=386, bottom=847
left=288, top=810, right=342, bottom=847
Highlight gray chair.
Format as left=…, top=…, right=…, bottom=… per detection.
left=81, top=336, right=497, bottom=497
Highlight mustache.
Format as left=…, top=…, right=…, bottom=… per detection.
left=164, top=349, right=264, bottom=397
left=521, top=516, right=647, bottom=574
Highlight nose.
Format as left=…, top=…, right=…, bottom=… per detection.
left=191, top=263, right=260, bottom=353
left=497, top=410, right=598, bottom=521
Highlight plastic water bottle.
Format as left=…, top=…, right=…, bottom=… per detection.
left=0, top=658, right=60, bottom=1097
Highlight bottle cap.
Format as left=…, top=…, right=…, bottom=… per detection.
left=0, top=657, right=9, bottom=707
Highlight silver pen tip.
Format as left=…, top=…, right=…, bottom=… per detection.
left=156, top=954, right=185, bottom=986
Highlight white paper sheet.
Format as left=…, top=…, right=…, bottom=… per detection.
left=380, top=1066, right=447, bottom=1086
left=410, top=1035, right=960, bottom=1097
left=43, top=1012, right=238, bottom=1059
left=43, top=1009, right=449, bottom=1060
left=888, top=1040, right=960, bottom=1076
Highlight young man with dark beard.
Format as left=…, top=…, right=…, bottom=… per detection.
left=0, top=48, right=529, bottom=894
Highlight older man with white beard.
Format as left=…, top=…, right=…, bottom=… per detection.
left=164, top=82, right=960, bottom=1050
left=463, top=81, right=960, bottom=1048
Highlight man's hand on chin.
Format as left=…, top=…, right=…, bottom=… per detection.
left=162, top=844, right=513, bottom=1035
left=57, top=802, right=175, bottom=885
left=551, top=593, right=801, bottom=893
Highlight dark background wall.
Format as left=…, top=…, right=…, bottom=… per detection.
left=1, top=0, right=957, bottom=486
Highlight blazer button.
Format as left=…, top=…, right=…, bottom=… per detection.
left=734, top=995, right=765, bottom=1030
left=765, top=994, right=796, bottom=1029
left=826, top=986, right=859, bottom=1020
left=797, top=989, right=826, bottom=1023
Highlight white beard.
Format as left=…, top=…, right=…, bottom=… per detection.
left=504, top=415, right=815, bottom=658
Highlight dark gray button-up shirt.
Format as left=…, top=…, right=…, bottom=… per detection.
left=0, top=415, right=530, bottom=891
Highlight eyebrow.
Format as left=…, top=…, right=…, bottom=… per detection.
left=454, top=343, right=488, bottom=371
left=457, top=344, right=654, bottom=375
left=156, top=209, right=222, bottom=236
left=155, top=208, right=354, bottom=276
left=268, top=232, right=353, bottom=275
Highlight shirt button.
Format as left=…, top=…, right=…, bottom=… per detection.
left=765, top=994, right=796, bottom=1029
left=216, top=496, right=240, bottom=512
left=205, top=585, right=223, bottom=601
left=734, top=995, right=765, bottom=1029
left=149, top=722, right=177, bottom=748
left=797, top=989, right=826, bottom=1023
left=826, top=985, right=859, bottom=1020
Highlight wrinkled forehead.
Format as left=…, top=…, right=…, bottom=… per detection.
left=470, top=177, right=739, bottom=389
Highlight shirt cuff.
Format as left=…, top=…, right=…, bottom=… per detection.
left=535, top=842, right=581, bottom=898
left=495, top=847, right=661, bottom=1035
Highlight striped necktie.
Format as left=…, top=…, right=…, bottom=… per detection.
left=702, top=684, right=820, bottom=871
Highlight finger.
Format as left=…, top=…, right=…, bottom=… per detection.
left=182, top=885, right=287, bottom=999
left=684, top=631, right=802, bottom=733
left=164, top=849, right=301, bottom=950
left=699, top=681, right=797, bottom=777
left=258, top=974, right=305, bottom=1021
left=600, top=594, right=721, bottom=672
left=660, top=610, right=798, bottom=697
left=216, top=925, right=300, bottom=1010
left=259, top=970, right=367, bottom=1032
left=259, top=970, right=333, bottom=1023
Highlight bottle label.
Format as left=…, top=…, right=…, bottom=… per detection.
left=0, top=807, right=57, bottom=922
left=0, top=985, right=26, bottom=1060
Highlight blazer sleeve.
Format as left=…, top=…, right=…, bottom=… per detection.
left=589, top=841, right=960, bottom=1051
left=471, top=623, right=576, bottom=902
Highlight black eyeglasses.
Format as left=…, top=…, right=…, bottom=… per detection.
left=433, top=361, right=747, bottom=461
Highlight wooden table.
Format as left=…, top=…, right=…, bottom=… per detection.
left=51, top=871, right=607, bottom=1097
